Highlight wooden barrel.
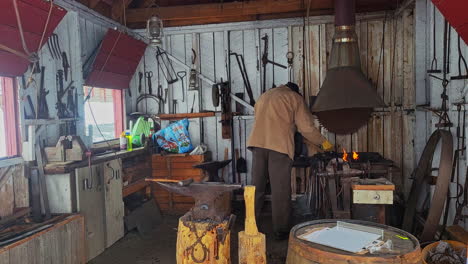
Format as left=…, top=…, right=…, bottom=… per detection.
left=286, top=219, right=422, bottom=264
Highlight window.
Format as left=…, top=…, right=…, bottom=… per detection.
left=84, top=87, right=124, bottom=143
left=0, top=77, right=20, bottom=159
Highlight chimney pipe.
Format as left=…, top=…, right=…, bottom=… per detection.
left=311, top=0, right=385, bottom=135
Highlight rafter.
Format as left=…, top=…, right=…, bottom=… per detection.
left=88, top=0, right=102, bottom=9
left=126, top=0, right=312, bottom=24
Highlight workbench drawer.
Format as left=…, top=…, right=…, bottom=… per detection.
left=353, top=190, right=393, bottom=204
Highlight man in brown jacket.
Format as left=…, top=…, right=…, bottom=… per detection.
left=247, top=82, right=331, bottom=240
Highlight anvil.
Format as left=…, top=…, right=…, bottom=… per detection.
left=156, top=182, right=242, bottom=221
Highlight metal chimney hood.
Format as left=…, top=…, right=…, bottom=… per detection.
left=311, top=0, right=385, bottom=135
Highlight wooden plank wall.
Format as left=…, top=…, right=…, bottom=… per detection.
left=3, top=10, right=112, bottom=224
left=417, top=0, right=468, bottom=228
left=0, top=215, right=85, bottom=264
left=128, top=11, right=417, bottom=187
left=2, top=7, right=117, bottom=231
left=19, top=12, right=89, bottom=147
left=0, top=164, right=29, bottom=218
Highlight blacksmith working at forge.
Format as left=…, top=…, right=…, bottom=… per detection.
left=247, top=82, right=333, bottom=240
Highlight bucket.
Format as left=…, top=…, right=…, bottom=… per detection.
left=421, top=240, right=466, bottom=264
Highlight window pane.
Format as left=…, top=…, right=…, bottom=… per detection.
left=0, top=80, right=6, bottom=157
left=0, top=77, right=19, bottom=158
left=84, top=87, right=116, bottom=143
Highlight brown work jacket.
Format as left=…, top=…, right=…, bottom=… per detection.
left=247, top=85, right=327, bottom=160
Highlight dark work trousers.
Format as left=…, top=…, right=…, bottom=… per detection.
left=251, top=147, right=293, bottom=233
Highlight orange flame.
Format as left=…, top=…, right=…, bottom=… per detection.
left=342, top=148, right=349, bottom=162
left=353, top=151, right=359, bottom=160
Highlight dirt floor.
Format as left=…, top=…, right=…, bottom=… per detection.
left=90, top=201, right=296, bottom=264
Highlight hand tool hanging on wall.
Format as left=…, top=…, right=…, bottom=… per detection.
left=47, top=34, right=62, bottom=61
left=427, top=6, right=442, bottom=73
left=156, top=60, right=164, bottom=113
left=177, top=71, right=187, bottom=102
left=172, top=100, right=178, bottom=114
left=261, top=34, right=287, bottom=93
left=127, top=87, right=132, bottom=98
left=62, top=52, right=70, bottom=81
left=145, top=71, right=153, bottom=95
left=236, top=120, right=247, bottom=179
left=47, top=40, right=55, bottom=60
left=37, top=66, right=49, bottom=119
left=157, top=85, right=164, bottom=114
left=446, top=26, right=452, bottom=74
left=451, top=35, right=468, bottom=80
left=428, top=20, right=452, bottom=128
left=213, top=80, right=232, bottom=139
left=56, top=72, right=75, bottom=119
left=188, top=49, right=199, bottom=91
left=67, top=87, right=77, bottom=119
left=229, top=52, right=255, bottom=106
left=155, top=47, right=178, bottom=84
left=287, top=51, right=294, bottom=81
left=190, top=94, right=196, bottom=113
left=56, top=70, right=67, bottom=118
left=25, top=95, right=36, bottom=119
left=138, top=71, right=143, bottom=93
left=441, top=103, right=466, bottom=233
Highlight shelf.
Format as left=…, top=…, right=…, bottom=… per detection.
left=23, top=118, right=81, bottom=126
left=157, top=112, right=216, bottom=120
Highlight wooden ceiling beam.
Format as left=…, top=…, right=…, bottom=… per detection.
left=126, top=0, right=314, bottom=24
left=88, top=0, right=102, bottom=9
left=127, top=10, right=322, bottom=28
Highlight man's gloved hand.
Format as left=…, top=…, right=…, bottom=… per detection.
left=321, top=140, right=333, bottom=151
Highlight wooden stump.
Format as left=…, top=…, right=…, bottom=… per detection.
left=176, top=216, right=231, bottom=264
left=238, top=186, right=266, bottom=264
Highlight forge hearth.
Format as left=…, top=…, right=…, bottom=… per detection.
left=293, top=151, right=399, bottom=221
left=309, top=151, right=396, bottom=180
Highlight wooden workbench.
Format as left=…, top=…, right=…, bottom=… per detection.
left=43, top=147, right=149, bottom=174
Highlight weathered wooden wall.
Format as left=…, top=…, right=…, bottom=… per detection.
left=129, top=11, right=417, bottom=187
left=414, top=0, right=468, bottom=228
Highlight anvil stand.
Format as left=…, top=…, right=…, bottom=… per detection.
left=156, top=181, right=241, bottom=264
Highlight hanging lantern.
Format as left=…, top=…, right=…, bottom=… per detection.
left=188, top=49, right=199, bottom=91
left=147, top=15, right=163, bottom=47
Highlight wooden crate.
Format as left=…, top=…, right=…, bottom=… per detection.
left=151, top=154, right=206, bottom=214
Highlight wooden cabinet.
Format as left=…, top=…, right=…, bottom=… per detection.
left=46, top=158, right=125, bottom=261
left=75, top=163, right=106, bottom=261
left=103, top=159, right=124, bottom=248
